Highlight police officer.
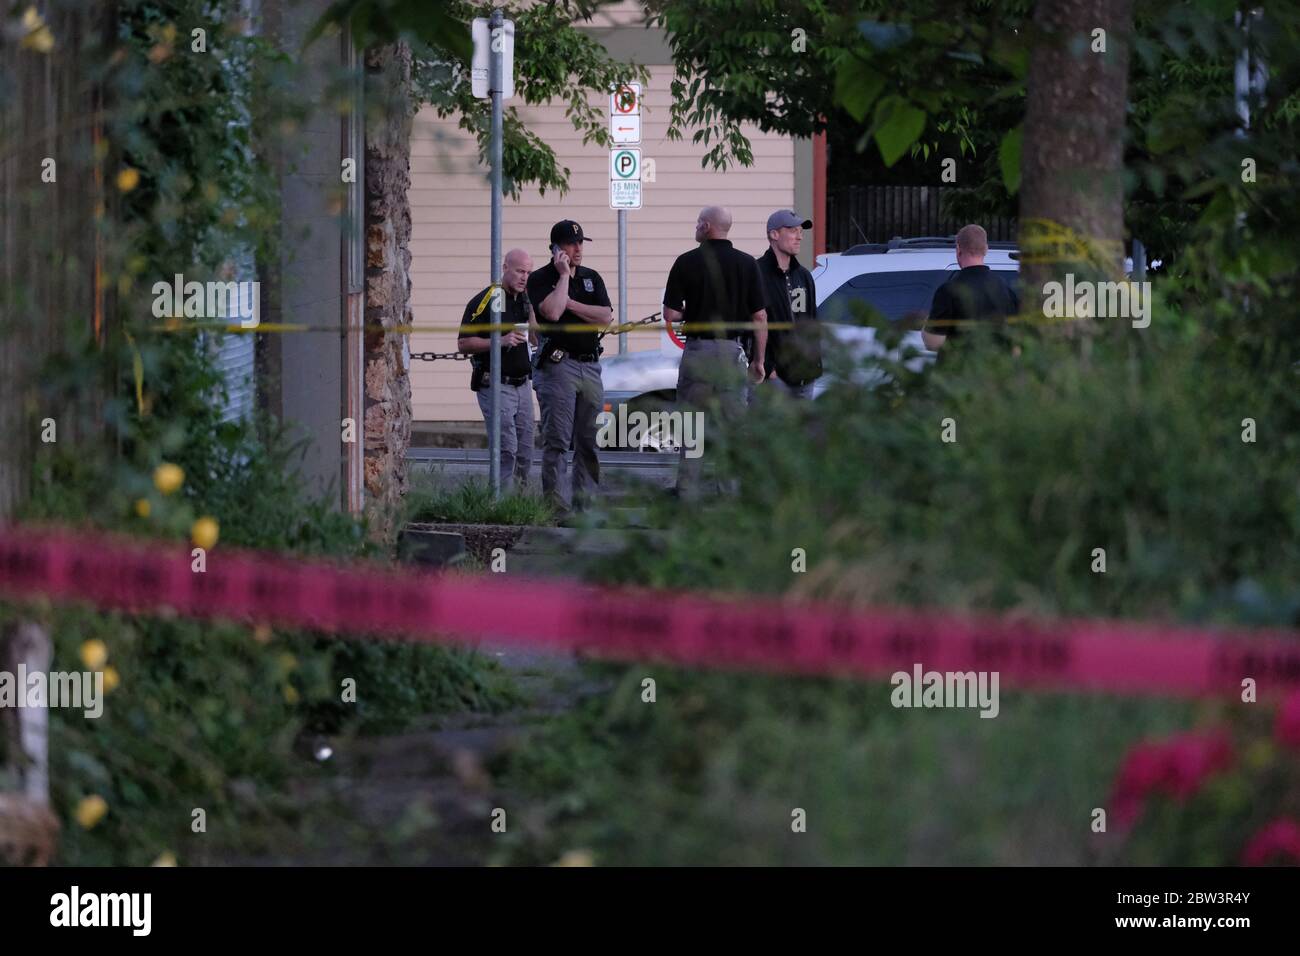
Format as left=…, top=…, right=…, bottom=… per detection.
left=757, top=209, right=821, bottom=399
left=662, top=206, right=767, bottom=498
left=922, top=224, right=1019, bottom=353
left=526, top=220, right=612, bottom=514
left=457, top=248, right=536, bottom=491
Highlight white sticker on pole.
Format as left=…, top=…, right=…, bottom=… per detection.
left=471, top=18, right=515, bottom=100
left=610, top=83, right=641, bottom=117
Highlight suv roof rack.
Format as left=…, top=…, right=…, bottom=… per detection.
left=882, top=236, right=1020, bottom=251
left=835, top=236, right=1020, bottom=256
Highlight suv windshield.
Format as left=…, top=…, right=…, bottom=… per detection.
left=820, top=269, right=1019, bottom=326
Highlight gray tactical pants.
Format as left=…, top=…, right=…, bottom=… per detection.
left=476, top=380, right=536, bottom=491
left=533, top=356, right=603, bottom=508
left=675, top=337, right=748, bottom=498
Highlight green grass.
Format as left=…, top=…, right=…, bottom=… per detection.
left=405, top=471, right=554, bottom=526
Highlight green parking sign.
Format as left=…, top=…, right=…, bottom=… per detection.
left=610, top=148, right=640, bottom=180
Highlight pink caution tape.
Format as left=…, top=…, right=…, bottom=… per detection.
left=0, top=524, right=1297, bottom=699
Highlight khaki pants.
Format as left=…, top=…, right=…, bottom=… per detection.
left=674, top=337, right=747, bottom=498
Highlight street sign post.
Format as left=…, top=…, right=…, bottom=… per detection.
left=473, top=10, right=512, bottom=496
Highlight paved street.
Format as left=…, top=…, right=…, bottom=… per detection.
left=407, top=446, right=678, bottom=495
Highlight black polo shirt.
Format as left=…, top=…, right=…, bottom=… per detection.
left=927, top=265, right=1019, bottom=342
left=663, top=238, right=766, bottom=340
left=458, top=285, right=532, bottom=379
left=526, top=262, right=611, bottom=357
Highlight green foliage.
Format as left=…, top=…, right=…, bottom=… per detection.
left=646, top=0, right=1030, bottom=171
left=998, top=124, right=1022, bottom=194
left=405, top=473, right=554, bottom=526
left=499, top=666, right=1200, bottom=865
left=407, top=1, right=648, bottom=197
left=872, top=95, right=926, bottom=167
left=3, top=0, right=517, bottom=864
left=495, top=292, right=1300, bottom=865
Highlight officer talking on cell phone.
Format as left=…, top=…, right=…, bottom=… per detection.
left=526, top=220, right=613, bottom=515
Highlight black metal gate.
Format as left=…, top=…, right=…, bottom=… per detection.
left=825, top=185, right=1016, bottom=252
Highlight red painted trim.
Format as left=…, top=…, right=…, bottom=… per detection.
left=813, top=131, right=828, bottom=259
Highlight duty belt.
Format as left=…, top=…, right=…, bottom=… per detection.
left=475, top=368, right=530, bottom=389
left=545, top=348, right=600, bottom=363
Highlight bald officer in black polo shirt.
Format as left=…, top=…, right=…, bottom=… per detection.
left=458, top=248, right=536, bottom=491
left=663, top=206, right=767, bottom=497
left=527, top=220, right=613, bottom=513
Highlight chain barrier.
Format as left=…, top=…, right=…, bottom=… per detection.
left=411, top=351, right=471, bottom=363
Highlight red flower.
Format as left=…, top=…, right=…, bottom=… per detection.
left=1275, top=691, right=1300, bottom=750
left=1242, top=819, right=1300, bottom=866
left=1110, top=730, right=1235, bottom=827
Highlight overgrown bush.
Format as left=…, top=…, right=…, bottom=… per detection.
left=495, top=299, right=1300, bottom=865
left=0, top=0, right=515, bottom=864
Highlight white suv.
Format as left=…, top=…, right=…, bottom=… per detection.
left=809, top=237, right=1020, bottom=395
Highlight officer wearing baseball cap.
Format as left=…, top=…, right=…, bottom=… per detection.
left=526, top=220, right=613, bottom=514
left=755, top=209, right=821, bottom=399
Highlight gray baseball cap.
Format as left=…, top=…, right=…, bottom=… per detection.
left=766, top=209, right=813, bottom=232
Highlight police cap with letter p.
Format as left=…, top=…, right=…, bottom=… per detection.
left=550, top=220, right=592, bottom=246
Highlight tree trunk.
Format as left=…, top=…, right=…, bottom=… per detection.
left=0, top=0, right=109, bottom=861
left=363, top=41, right=416, bottom=543
left=1020, top=0, right=1134, bottom=314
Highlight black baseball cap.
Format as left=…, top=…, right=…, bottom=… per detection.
left=550, top=220, right=591, bottom=246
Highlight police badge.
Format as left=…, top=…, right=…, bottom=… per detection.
left=583, top=277, right=594, bottom=293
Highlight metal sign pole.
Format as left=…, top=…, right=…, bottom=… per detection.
left=488, top=8, right=503, bottom=497
left=618, top=209, right=628, bottom=354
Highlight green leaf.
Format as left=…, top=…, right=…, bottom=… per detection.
left=999, top=125, right=1022, bottom=195
left=834, top=55, right=885, bottom=123
left=873, top=96, right=926, bottom=167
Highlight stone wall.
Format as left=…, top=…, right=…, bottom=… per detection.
left=363, top=42, right=415, bottom=542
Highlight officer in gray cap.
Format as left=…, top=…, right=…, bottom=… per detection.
left=755, top=209, right=821, bottom=399
left=526, top=220, right=613, bottom=514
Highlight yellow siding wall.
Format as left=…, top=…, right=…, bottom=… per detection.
left=409, top=64, right=796, bottom=422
